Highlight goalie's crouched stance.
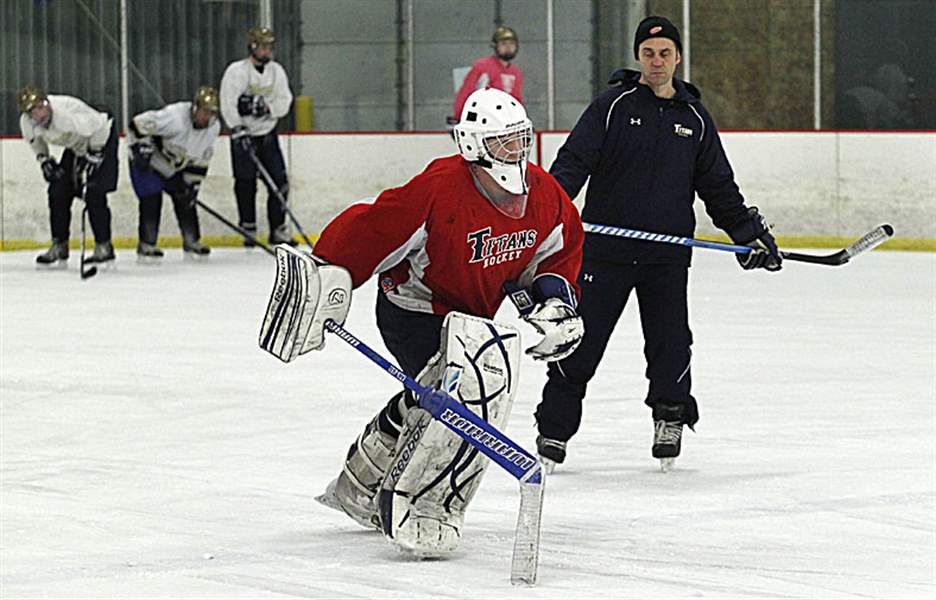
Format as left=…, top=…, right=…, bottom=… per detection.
left=259, top=246, right=528, bottom=555
left=259, top=89, right=586, bottom=559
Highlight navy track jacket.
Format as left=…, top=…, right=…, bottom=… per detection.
left=551, top=69, right=754, bottom=265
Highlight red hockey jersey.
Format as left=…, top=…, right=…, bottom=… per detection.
left=314, top=155, right=583, bottom=319
left=453, top=55, right=524, bottom=119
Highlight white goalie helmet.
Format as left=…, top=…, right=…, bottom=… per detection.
left=454, top=88, right=533, bottom=195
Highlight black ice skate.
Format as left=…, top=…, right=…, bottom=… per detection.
left=85, top=241, right=115, bottom=265
left=269, top=225, right=297, bottom=246
left=652, top=402, right=685, bottom=472
left=136, top=242, right=164, bottom=263
left=536, top=435, right=567, bottom=474
left=35, top=240, right=69, bottom=268
left=183, top=240, right=211, bottom=260
left=241, top=224, right=258, bottom=248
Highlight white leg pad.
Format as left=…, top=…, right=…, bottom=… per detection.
left=378, top=312, right=521, bottom=556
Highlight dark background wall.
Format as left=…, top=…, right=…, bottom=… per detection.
left=2, top=0, right=934, bottom=134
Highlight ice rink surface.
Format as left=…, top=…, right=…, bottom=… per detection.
left=1, top=246, right=934, bottom=599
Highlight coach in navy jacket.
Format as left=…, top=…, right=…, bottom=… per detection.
left=553, top=67, right=757, bottom=265
left=534, top=16, right=783, bottom=472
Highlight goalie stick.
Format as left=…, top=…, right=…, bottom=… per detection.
left=582, top=222, right=894, bottom=266
left=323, top=318, right=544, bottom=586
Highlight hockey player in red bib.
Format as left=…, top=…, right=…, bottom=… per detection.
left=260, top=87, right=583, bottom=556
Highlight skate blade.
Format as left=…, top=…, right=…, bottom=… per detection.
left=659, top=458, right=675, bottom=473
left=314, top=488, right=382, bottom=531
left=183, top=252, right=210, bottom=262
left=136, top=255, right=163, bottom=265
left=396, top=546, right=448, bottom=560
left=314, top=490, right=344, bottom=514
left=538, top=456, right=557, bottom=475
left=86, top=259, right=116, bottom=270
left=35, top=260, right=69, bottom=270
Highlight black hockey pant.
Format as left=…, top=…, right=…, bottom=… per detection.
left=230, top=130, right=287, bottom=232
left=47, top=119, right=118, bottom=244
left=373, top=290, right=445, bottom=437
left=535, top=259, right=698, bottom=442
left=137, top=174, right=202, bottom=245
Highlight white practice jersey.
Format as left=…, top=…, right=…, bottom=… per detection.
left=129, top=102, right=221, bottom=180
left=20, top=95, right=112, bottom=162
left=220, top=58, right=293, bottom=136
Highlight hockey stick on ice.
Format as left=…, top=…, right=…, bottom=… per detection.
left=324, top=318, right=544, bottom=586
left=248, top=149, right=315, bottom=250
left=582, top=222, right=895, bottom=266
left=79, top=204, right=97, bottom=280
left=192, top=198, right=276, bottom=256
left=77, top=182, right=97, bottom=280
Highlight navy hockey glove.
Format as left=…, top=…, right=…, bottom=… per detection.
left=729, top=207, right=782, bottom=272
left=231, top=127, right=253, bottom=154
left=237, top=94, right=254, bottom=116
left=40, top=157, right=65, bottom=183
left=130, top=141, right=155, bottom=171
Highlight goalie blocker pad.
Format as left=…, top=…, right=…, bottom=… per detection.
left=259, top=245, right=352, bottom=362
left=378, top=312, right=521, bottom=556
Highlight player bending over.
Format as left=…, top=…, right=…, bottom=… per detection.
left=260, top=88, right=583, bottom=556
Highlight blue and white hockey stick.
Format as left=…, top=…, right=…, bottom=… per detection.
left=324, top=318, right=541, bottom=482
left=324, top=318, right=544, bottom=585
left=583, top=222, right=894, bottom=266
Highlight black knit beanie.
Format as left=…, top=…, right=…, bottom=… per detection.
left=633, top=16, right=682, bottom=59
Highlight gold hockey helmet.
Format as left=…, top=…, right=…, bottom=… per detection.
left=248, top=26, right=276, bottom=47
left=193, top=86, right=220, bottom=113
left=492, top=26, right=518, bottom=44
left=17, top=84, right=48, bottom=113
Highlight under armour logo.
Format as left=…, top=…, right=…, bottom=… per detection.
left=630, top=118, right=641, bottom=126
left=583, top=273, right=594, bottom=282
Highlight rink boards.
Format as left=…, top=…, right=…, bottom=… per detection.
left=0, top=130, right=933, bottom=249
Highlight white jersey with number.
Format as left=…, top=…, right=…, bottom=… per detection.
left=219, top=58, right=293, bottom=136
left=19, top=95, right=112, bottom=162
left=129, top=102, right=221, bottom=179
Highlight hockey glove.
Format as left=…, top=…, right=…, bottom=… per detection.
left=181, top=182, right=200, bottom=208
left=40, top=157, right=65, bottom=183
left=82, top=150, right=105, bottom=181
left=729, top=207, right=782, bottom=272
left=523, top=298, right=584, bottom=362
left=237, top=94, right=255, bottom=117
left=130, top=141, right=155, bottom=171
left=259, top=246, right=353, bottom=362
left=231, top=127, right=253, bottom=154
left=251, top=95, right=270, bottom=117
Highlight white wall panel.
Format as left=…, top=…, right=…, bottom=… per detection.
left=2, top=132, right=933, bottom=245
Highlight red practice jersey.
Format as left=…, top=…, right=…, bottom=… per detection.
left=314, top=155, right=583, bottom=319
left=453, top=56, right=524, bottom=119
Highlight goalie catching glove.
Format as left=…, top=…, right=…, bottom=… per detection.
left=258, top=245, right=352, bottom=362
left=504, top=274, right=584, bottom=362
left=523, top=298, right=584, bottom=361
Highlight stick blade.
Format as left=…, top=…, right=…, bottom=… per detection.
left=511, top=466, right=545, bottom=586
left=81, top=266, right=98, bottom=280
left=843, top=223, right=895, bottom=262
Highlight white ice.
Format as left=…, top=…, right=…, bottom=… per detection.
left=1, top=247, right=934, bottom=599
